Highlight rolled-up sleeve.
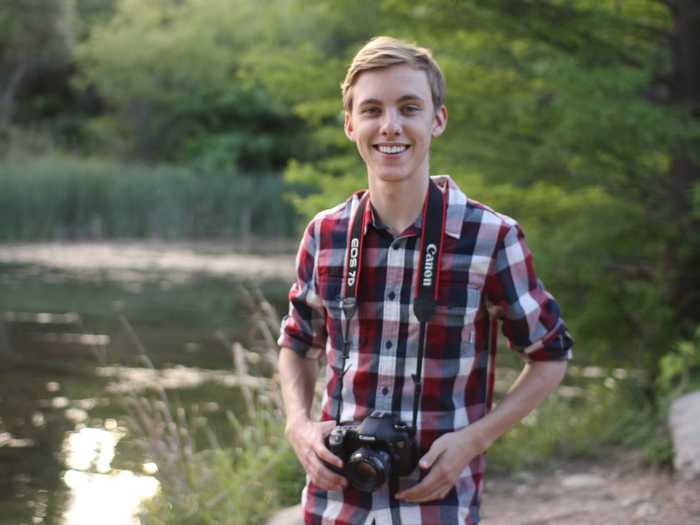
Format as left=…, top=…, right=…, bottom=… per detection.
left=277, top=220, right=326, bottom=359
left=485, top=221, right=573, bottom=361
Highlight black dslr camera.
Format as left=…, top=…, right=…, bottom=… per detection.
left=324, top=410, right=418, bottom=492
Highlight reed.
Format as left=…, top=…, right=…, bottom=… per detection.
left=0, top=157, right=297, bottom=241
left=119, top=287, right=305, bottom=525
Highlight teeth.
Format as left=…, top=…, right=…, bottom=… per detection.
left=378, top=145, right=407, bottom=154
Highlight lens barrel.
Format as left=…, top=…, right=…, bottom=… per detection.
left=346, top=448, right=391, bottom=492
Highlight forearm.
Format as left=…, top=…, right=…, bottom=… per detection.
left=278, top=347, right=347, bottom=490
left=465, top=360, right=568, bottom=453
left=278, top=346, right=319, bottom=427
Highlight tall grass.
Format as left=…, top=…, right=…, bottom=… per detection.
left=487, top=374, right=661, bottom=473
left=0, top=157, right=297, bottom=240
left=122, top=287, right=305, bottom=525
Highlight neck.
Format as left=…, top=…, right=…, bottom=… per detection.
left=368, top=174, right=430, bottom=235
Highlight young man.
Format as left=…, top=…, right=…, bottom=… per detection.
left=278, top=36, right=572, bottom=525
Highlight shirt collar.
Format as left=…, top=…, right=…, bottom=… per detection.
left=359, top=175, right=464, bottom=239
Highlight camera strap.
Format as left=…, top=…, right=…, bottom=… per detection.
left=334, top=180, right=447, bottom=426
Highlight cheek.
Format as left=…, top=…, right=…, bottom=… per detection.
left=353, top=127, right=374, bottom=153
left=355, top=141, right=372, bottom=161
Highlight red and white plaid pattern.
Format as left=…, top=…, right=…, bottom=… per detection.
left=279, top=176, right=573, bottom=525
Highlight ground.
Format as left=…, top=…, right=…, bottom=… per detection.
left=479, top=451, right=700, bottom=524
left=0, top=240, right=296, bottom=280
left=268, top=451, right=700, bottom=525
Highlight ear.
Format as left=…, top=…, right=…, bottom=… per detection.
left=344, top=111, right=356, bottom=142
left=431, top=105, right=448, bottom=138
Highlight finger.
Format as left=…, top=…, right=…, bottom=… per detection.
left=406, top=485, right=449, bottom=503
left=304, top=447, right=345, bottom=485
left=418, top=440, right=445, bottom=470
left=310, top=458, right=347, bottom=490
left=398, top=481, right=447, bottom=503
left=313, top=441, right=344, bottom=469
left=396, top=470, right=438, bottom=501
left=318, top=420, right=337, bottom=436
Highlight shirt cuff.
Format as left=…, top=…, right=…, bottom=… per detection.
left=277, top=316, right=324, bottom=360
left=520, top=327, right=574, bottom=362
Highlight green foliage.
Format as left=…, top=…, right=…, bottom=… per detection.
left=0, top=157, right=297, bottom=240
left=488, top=373, right=656, bottom=473
left=141, top=411, right=304, bottom=525
left=75, top=0, right=306, bottom=169
left=636, top=326, right=700, bottom=469
left=657, top=326, right=700, bottom=399
left=0, top=0, right=75, bottom=126
left=275, top=0, right=698, bottom=374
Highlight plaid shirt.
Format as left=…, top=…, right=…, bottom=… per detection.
left=279, top=175, right=573, bottom=525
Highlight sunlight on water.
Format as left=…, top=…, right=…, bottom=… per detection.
left=60, top=426, right=159, bottom=524
left=62, top=470, right=159, bottom=525
left=63, top=427, right=123, bottom=473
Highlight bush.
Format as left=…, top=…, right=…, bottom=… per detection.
left=487, top=371, right=655, bottom=473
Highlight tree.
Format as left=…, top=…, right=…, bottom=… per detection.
left=279, top=0, right=700, bottom=371
left=75, top=0, right=306, bottom=170
left=0, top=0, right=74, bottom=127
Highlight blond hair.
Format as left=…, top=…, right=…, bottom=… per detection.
left=341, top=36, right=446, bottom=113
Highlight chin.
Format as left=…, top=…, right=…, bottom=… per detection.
left=373, top=170, right=417, bottom=183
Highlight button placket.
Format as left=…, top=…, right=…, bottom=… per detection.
left=376, top=242, right=404, bottom=411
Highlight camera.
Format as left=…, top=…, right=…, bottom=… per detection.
left=324, top=410, right=417, bottom=492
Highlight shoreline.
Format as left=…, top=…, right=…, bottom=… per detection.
left=0, top=240, right=297, bottom=281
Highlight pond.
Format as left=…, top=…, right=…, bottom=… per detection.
left=0, top=243, right=295, bottom=525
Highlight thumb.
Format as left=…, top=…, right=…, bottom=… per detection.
left=419, top=441, right=445, bottom=470
left=319, top=420, right=337, bottom=436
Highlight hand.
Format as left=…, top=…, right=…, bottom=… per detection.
left=395, top=428, right=483, bottom=503
left=285, top=418, right=348, bottom=492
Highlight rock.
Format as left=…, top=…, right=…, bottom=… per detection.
left=634, top=502, right=658, bottom=518
left=266, top=504, right=303, bottom=525
left=620, top=495, right=644, bottom=508
left=513, top=471, right=536, bottom=484
left=670, top=389, right=700, bottom=480
left=560, top=474, right=607, bottom=489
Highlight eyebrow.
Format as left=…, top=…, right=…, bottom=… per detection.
left=357, top=94, right=425, bottom=107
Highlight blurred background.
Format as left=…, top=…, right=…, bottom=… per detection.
left=1, top=1, right=699, bottom=524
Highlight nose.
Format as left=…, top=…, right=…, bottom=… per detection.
left=380, top=108, right=401, bottom=137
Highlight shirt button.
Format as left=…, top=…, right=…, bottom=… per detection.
left=392, top=244, right=400, bottom=250
left=382, top=387, right=389, bottom=395
left=388, top=291, right=396, bottom=300
left=385, top=341, right=393, bottom=349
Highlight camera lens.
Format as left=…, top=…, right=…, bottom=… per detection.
left=346, top=448, right=391, bottom=492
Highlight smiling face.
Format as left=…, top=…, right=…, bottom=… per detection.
left=344, top=64, right=447, bottom=189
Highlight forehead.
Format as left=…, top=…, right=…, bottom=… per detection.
left=352, top=64, right=432, bottom=105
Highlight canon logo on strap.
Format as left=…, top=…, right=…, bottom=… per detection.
left=422, top=243, right=437, bottom=287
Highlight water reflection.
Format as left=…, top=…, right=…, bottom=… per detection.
left=0, top=260, right=291, bottom=524
left=64, top=427, right=123, bottom=473
left=96, top=365, right=273, bottom=394
left=61, top=425, right=159, bottom=524
left=62, top=470, right=158, bottom=525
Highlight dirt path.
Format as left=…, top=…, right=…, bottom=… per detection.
left=268, top=452, right=700, bottom=524
left=0, top=241, right=296, bottom=280
left=480, top=451, right=700, bottom=524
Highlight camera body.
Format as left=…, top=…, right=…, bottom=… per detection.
left=324, top=410, right=417, bottom=492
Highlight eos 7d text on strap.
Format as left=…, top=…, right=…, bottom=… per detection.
left=333, top=180, right=447, bottom=425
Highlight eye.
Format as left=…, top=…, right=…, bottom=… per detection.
left=361, top=106, right=380, bottom=116
left=402, top=105, right=420, bottom=115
